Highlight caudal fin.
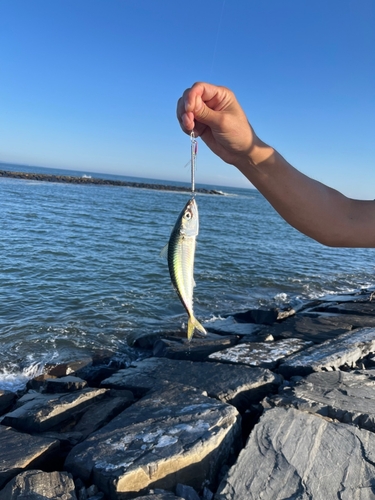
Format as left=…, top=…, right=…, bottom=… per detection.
left=187, top=315, right=207, bottom=341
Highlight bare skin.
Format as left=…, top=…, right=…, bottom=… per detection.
left=177, top=82, right=375, bottom=248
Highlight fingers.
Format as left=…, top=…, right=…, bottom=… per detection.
left=177, top=82, right=230, bottom=136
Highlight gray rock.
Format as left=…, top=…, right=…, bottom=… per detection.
left=135, top=492, right=183, bottom=499
left=263, top=314, right=354, bottom=343
left=73, top=393, right=134, bottom=438
left=27, top=374, right=57, bottom=392
left=231, top=308, right=279, bottom=325
left=0, top=426, right=59, bottom=489
left=268, top=369, right=375, bottom=431
left=2, top=388, right=107, bottom=433
left=216, top=407, right=375, bottom=499
left=311, top=300, right=375, bottom=317
left=205, top=316, right=263, bottom=337
left=0, top=390, right=16, bottom=415
left=153, top=334, right=239, bottom=362
left=209, top=338, right=312, bottom=369
left=303, top=311, right=375, bottom=328
left=101, top=358, right=281, bottom=411
left=45, top=356, right=93, bottom=377
left=65, top=384, right=241, bottom=499
left=175, top=483, right=200, bottom=500
left=0, top=469, right=77, bottom=499
left=278, top=326, right=375, bottom=377
left=44, top=375, right=88, bottom=393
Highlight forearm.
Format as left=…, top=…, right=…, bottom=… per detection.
left=235, top=141, right=375, bottom=248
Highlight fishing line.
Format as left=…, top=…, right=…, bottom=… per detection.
left=190, top=131, right=197, bottom=195
left=183, top=1, right=226, bottom=193
left=209, top=0, right=226, bottom=79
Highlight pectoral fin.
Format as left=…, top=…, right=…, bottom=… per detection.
left=160, top=243, right=169, bottom=259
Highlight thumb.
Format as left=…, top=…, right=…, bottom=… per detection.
left=193, top=95, right=221, bottom=129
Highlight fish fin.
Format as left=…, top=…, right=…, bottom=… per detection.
left=160, top=243, right=168, bottom=259
left=187, top=316, right=207, bottom=341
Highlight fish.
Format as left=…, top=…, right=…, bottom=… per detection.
left=161, top=197, right=207, bottom=340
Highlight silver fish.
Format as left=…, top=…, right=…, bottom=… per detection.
left=162, top=197, right=206, bottom=340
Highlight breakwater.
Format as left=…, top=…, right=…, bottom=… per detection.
left=2, top=290, right=375, bottom=498
left=0, top=169, right=224, bottom=195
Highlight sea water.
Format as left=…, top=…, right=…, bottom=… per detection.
left=1, top=163, right=374, bottom=390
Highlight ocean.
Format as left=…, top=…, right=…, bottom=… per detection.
left=1, top=162, right=374, bottom=391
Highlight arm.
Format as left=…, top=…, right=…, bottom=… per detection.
left=177, top=82, right=375, bottom=248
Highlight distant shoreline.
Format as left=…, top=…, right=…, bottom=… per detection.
left=0, top=169, right=224, bottom=195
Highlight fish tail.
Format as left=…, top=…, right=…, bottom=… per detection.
left=187, top=315, right=207, bottom=341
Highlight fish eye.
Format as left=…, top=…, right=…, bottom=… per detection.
left=185, top=212, right=191, bottom=220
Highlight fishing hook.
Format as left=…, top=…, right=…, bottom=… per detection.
left=190, top=131, right=197, bottom=195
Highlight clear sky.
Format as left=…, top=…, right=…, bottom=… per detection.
left=0, top=0, right=374, bottom=196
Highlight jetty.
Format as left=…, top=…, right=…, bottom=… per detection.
left=0, top=169, right=225, bottom=195
left=1, top=289, right=375, bottom=498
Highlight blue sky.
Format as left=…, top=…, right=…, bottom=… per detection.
left=0, top=1, right=374, bottom=196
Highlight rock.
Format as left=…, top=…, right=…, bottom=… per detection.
left=44, top=376, right=88, bottom=393
left=303, top=311, right=375, bottom=328
left=205, top=317, right=263, bottom=337
left=175, top=483, right=200, bottom=500
left=262, top=314, right=355, bottom=343
left=0, top=426, right=59, bottom=489
left=153, top=334, right=239, bottom=361
left=208, top=339, right=312, bottom=369
left=101, top=358, right=281, bottom=411
left=65, top=384, right=241, bottom=499
left=73, top=393, right=134, bottom=439
left=216, top=407, right=375, bottom=499
left=127, top=331, right=163, bottom=349
left=135, top=492, right=183, bottom=499
left=0, top=469, right=77, bottom=499
left=2, top=388, right=108, bottom=433
left=231, top=308, right=279, bottom=325
left=41, top=431, right=84, bottom=449
left=27, top=374, right=57, bottom=392
left=268, top=369, right=375, bottom=432
left=0, top=170, right=222, bottom=195
left=311, top=299, right=375, bottom=317
left=0, top=390, right=16, bottom=415
left=278, top=326, right=375, bottom=377
left=45, top=357, right=93, bottom=377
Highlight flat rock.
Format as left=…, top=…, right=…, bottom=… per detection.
left=0, top=469, right=77, bottom=499
left=153, top=334, right=239, bottom=362
left=101, top=358, right=281, bottom=411
left=216, top=407, right=375, bottom=499
left=268, top=369, right=375, bottom=432
left=230, top=308, right=279, bottom=325
left=205, top=317, right=263, bottom=337
left=44, top=375, right=88, bottom=393
left=303, top=311, right=375, bottom=328
left=135, top=493, right=183, bottom=500
left=0, top=426, right=59, bottom=489
left=73, top=392, right=134, bottom=439
left=311, top=300, right=375, bottom=317
left=278, top=326, right=375, bottom=377
left=0, top=390, right=16, bottom=415
left=208, top=339, right=312, bottom=369
left=2, top=388, right=107, bottom=433
left=65, top=384, right=241, bottom=499
left=45, top=356, right=93, bottom=377
left=262, top=314, right=354, bottom=343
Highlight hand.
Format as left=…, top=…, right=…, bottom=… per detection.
left=177, top=82, right=258, bottom=166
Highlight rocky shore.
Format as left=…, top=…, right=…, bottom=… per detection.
left=2, top=289, right=375, bottom=499
left=0, top=170, right=224, bottom=195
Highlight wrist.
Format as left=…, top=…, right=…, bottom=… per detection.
left=236, top=137, right=276, bottom=172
